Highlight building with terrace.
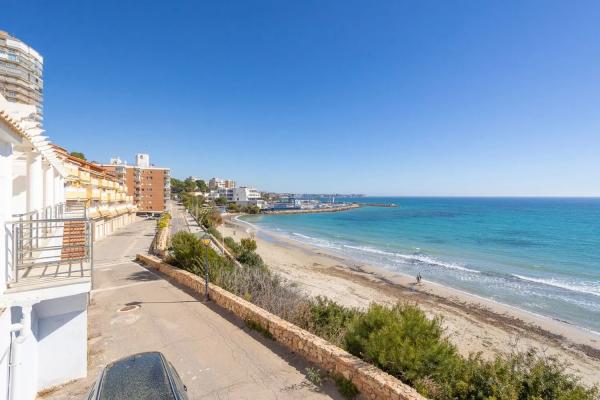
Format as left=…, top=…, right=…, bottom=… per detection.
left=0, top=94, right=89, bottom=400
left=53, top=146, right=137, bottom=240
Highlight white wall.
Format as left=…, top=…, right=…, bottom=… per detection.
left=0, top=310, right=10, bottom=400
left=35, top=294, right=88, bottom=389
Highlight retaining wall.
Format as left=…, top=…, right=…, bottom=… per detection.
left=136, top=253, right=426, bottom=400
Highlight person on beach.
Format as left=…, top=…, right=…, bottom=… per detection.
left=416, top=273, right=422, bottom=285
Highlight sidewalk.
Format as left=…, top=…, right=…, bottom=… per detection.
left=43, top=218, right=338, bottom=399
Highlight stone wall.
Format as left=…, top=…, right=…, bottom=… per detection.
left=137, top=253, right=426, bottom=400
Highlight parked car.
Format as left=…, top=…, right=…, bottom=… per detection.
left=86, top=352, right=189, bottom=399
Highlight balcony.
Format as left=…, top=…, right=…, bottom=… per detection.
left=5, top=214, right=92, bottom=292
left=66, top=187, right=87, bottom=201
left=88, top=188, right=101, bottom=200
left=79, top=171, right=91, bottom=183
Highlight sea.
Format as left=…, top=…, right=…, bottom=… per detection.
left=242, top=197, right=600, bottom=333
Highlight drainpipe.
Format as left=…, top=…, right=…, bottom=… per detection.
left=8, top=303, right=34, bottom=400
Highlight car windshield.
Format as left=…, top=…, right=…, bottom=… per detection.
left=98, top=352, right=175, bottom=400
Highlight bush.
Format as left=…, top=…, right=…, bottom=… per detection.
left=345, top=303, right=461, bottom=392
left=240, top=238, right=257, bottom=252
left=157, top=212, right=171, bottom=229
left=207, top=225, right=222, bottom=241
left=242, top=205, right=260, bottom=214
left=227, top=202, right=240, bottom=213
left=223, top=237, right=241, bottom=255
left=333, top=374, right=359, bottom=399
left=308, top=296, right=358, bottom=346
left=170, top=231, right=235, bottom=279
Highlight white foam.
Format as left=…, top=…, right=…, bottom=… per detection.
left=514, top=274, right=600, bottom=297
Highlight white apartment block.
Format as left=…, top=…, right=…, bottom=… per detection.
left=0, top=94, right=91, bottom=400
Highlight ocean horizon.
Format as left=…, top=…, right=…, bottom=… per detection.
left=243, top=197, right=600, bottom=333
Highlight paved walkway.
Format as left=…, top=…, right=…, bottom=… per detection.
left=44, top=218, right=338, bottom=399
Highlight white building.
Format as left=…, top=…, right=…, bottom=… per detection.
left=0, top=95, right=90, bottom=400
left=135, top=153, right=150, bottom=167
left=208, top=177, right=224, bottom=190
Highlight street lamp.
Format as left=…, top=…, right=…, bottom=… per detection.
left=201, top=234, right=211, bottom=301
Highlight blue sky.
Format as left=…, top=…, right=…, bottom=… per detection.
left=2, top=1, right=599, bottom=195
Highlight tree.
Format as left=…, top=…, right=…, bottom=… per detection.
left=227, top=203, right=240, bottom=213
left=215, top=196, right=227, bottom=206
left=183, top=177, right=197, bottom=193
left=170, top=178, right=185, bottom=193
left=196, top=179, right=209, bottom=193
left=70, top=151, right=86, bottom=160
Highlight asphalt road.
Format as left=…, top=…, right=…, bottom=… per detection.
left=45, top=218, right=338, bottom=399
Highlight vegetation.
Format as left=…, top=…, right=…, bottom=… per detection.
left=70, top=151, right=86, bottom=160
left=227, top=202, right=240, bottom=212
left=156, top=212, right=171, bottom=229
left=332, top=375, right=359, bottom=399
left=305, top=367, right=323, bottom=386
left=196, top=179, right=208, bottom=193
left=245, top=319, right=274, bottom=340
left=215, top=196, right=228, bottom=206
left=169, top=232, right=597, bottom=400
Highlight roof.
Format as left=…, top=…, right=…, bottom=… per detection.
left=0, top=94, right=65, bottom=177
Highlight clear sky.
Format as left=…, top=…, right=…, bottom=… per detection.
left=2, top=1, right=599, bottom=196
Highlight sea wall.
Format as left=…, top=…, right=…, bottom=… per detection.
left=136, top=253, right=426, bottom=400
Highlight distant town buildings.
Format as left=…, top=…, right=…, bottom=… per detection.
left=102, top=153, right=170, bottom=213
left=0, top=31, right=43, bottom=119
left=209, top=177, right=236, bottom=190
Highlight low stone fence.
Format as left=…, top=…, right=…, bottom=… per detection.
left=136, top=253, right=426, bottom=400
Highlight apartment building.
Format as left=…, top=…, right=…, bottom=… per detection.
left=0, top=31, right=43, bottom=119
left=209, top=177, right=236, bottom=190
left=0, top=94, right=89, bottom=400
left=53, top=146, right=137, bottom=240
left=102, top=153, right=170, bottom=213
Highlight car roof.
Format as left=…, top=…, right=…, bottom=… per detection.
left=97, top=352, right=177, bottom=400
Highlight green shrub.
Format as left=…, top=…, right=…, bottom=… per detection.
left=157, top=212, right=171, bottom=229
left=207, top=225, right=222, bottom=241
left=308, top=296, right=358, bottom=346
left=333, top=374, right=359, bottom=399
left=345, top=303, right=461, bottom=391
left=170, top=231, right=235, bottom=279
left=245, top=319, right=274, bottom=340
left=240, top=238, right=257, bottom=252
left=305, top=367, right=322, bottom=386
left=223, top=237, right=241, bottom=255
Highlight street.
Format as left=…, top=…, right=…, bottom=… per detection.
left=45, top=218, right=338, bottom=399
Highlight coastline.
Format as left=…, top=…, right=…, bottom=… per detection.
left=218, top=214, right=600, bottom=387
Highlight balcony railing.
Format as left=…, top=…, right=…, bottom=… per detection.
left=6, top=203, right=92, bottom=291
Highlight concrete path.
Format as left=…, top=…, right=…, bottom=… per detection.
left=43, top=218, right=338, bottom=399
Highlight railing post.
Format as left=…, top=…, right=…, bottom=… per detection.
left=13, top=225, right=19, bottom=283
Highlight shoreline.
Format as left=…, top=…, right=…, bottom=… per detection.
left=220, top=214, right=600, bottom=386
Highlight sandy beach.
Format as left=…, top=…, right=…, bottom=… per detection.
left=218, top=214, right=600, bottom=387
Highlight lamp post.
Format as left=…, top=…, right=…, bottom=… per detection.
left=201, top=234, right=211, bottom=301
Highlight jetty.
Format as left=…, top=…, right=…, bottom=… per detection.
left=262, top=203, right=360, bottom=215
left=357, top=203, right=398, bottom=208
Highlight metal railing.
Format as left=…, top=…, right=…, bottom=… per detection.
left=6, top=203, right=93, bottom=289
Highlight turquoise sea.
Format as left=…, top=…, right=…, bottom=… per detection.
left=243, top=198, right=600, bottom=332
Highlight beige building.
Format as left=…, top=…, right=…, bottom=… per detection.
left=53, top=146, right=137, bottom=240
left=0, top=31, right=43, bottom=118
left=102, top=154, right=170, bottom=213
